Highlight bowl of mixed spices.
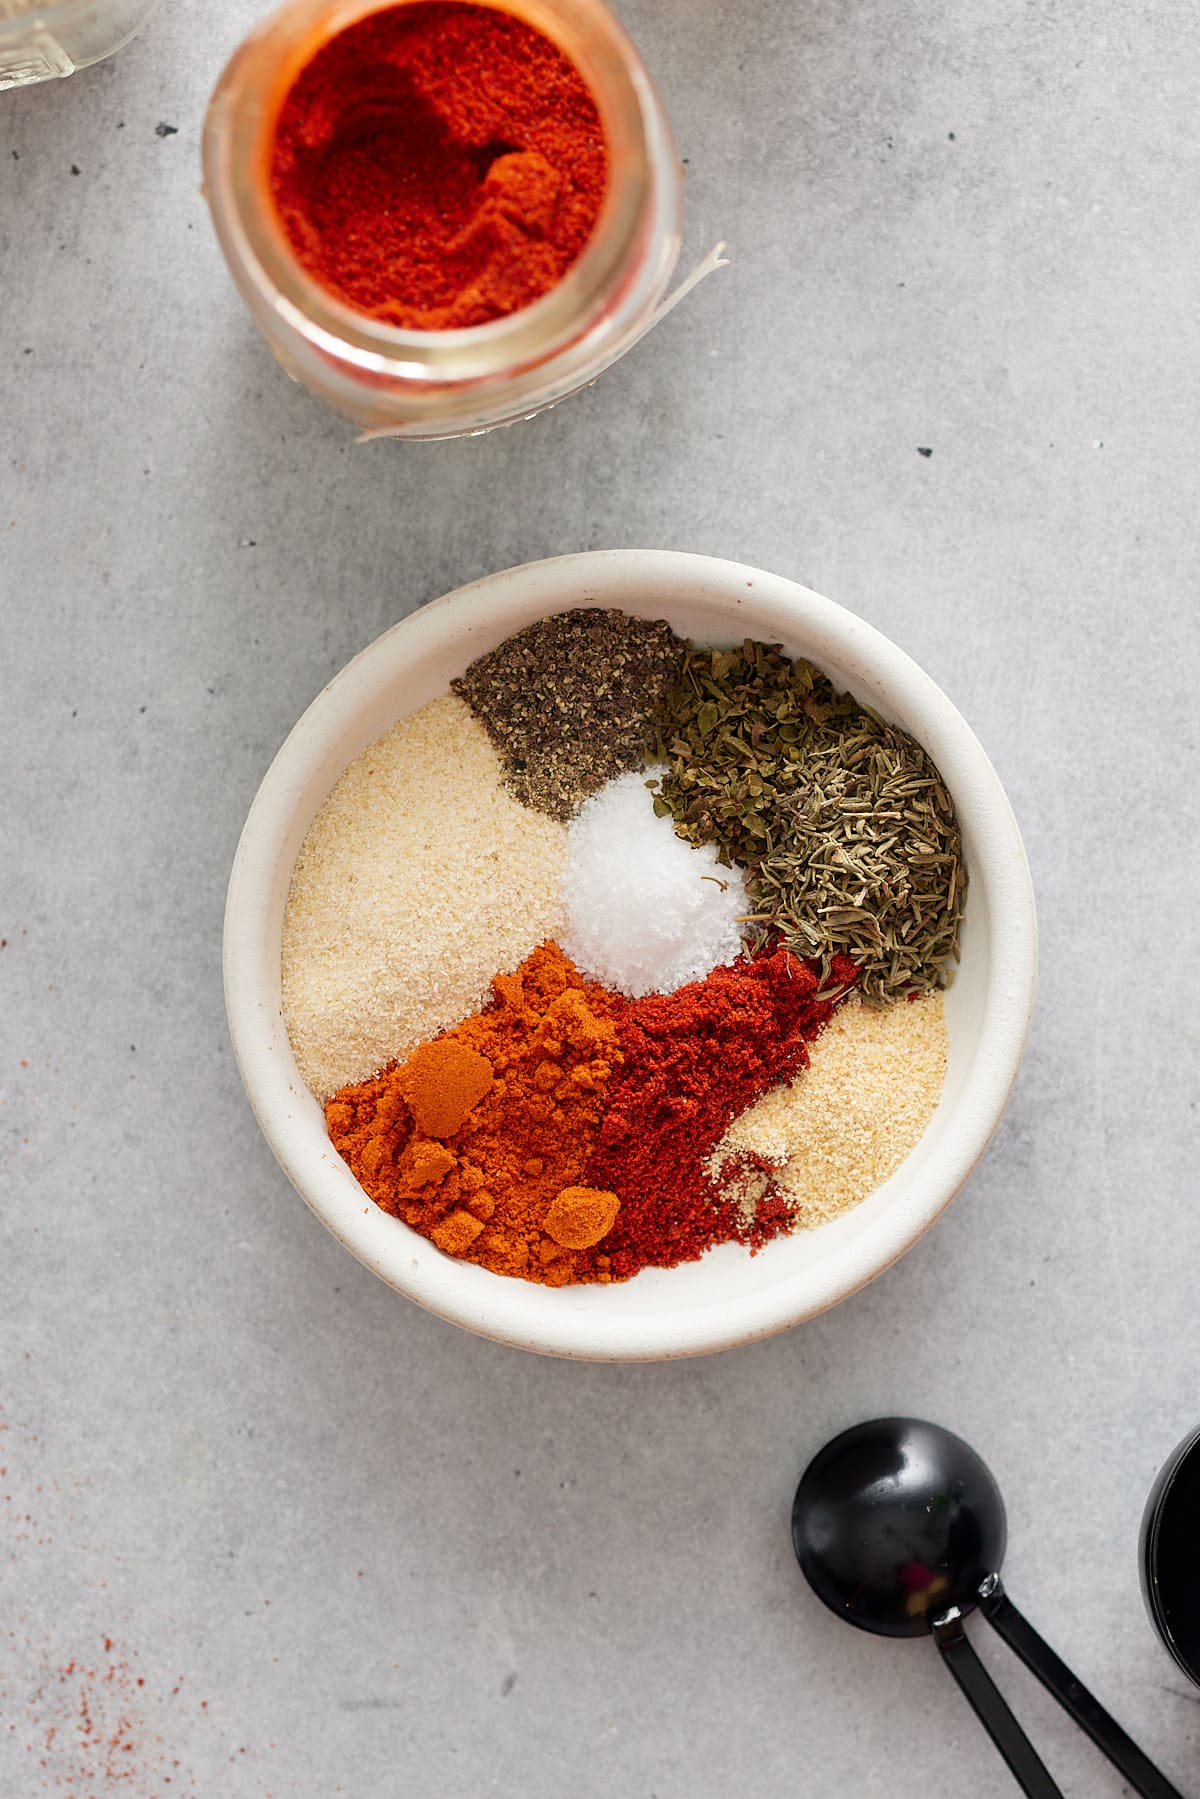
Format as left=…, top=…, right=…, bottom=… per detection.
left=224, top=551, right=1036, bottom=1359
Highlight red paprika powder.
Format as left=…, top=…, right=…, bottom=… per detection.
left=269, top=1, right=609, bottom=330
left=583, top=948, right=859, bottom=1280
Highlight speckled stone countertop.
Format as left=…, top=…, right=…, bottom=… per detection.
left=3, top=1, right=1199, bottom=1792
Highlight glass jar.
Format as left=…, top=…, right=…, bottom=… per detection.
left=0, top=0, right=157, bottom=89
left=201, top=0, right=684, bottom=439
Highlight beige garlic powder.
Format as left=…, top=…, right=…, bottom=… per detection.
left=282, top=694, right=567, bottom=1101
left=711, top=991, right=949, bottom=1228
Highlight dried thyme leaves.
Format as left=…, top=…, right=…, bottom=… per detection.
left=748, top=729, right=964, bottom=999
left=453, top=609, right=685, bottom=821
left=651, top=641, right=966, bottom=1000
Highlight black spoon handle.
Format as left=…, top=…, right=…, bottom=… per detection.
left=978, top=1577, right=1185, bottom=1799
left=932, top=1608, right=1064, bottom=1798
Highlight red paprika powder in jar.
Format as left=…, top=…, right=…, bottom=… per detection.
left=202, top=0, right=685, bottom=438
left=269, top=3, right=610, bottom=331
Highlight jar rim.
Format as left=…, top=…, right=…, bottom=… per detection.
left=203, top=0, right=661, bottom=386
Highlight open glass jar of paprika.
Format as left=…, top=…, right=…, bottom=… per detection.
left=202, top=0, right=685, bottom=439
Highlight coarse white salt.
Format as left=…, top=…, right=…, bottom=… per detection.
left=561, top=769, right=749, bottom=998
left=281, top=694, right=567, bottom=1101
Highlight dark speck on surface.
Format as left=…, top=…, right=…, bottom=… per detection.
left=155, top=121, right=178, bottom=137
left=918, top=446, right=933, bottom=457
left=948, top=130, right=956, bottom=140
left=70, top=164, right=80, bottom=175
left=501, top=1673, right=518, bottom=1696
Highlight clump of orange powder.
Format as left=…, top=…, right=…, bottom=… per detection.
left=326, top=942, right=625, bottom=1285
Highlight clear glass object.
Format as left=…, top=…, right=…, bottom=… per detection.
left=202, top=0, right=685, bottom=440
left=0, top=0, right=158, bottom=88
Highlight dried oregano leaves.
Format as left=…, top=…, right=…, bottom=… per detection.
left=453, top=610, right=685, bottom=822
left=651, top=641, right=965, bottom=1000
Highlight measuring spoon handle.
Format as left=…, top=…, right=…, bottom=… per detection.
left=979, top=1576, right=1185, bottom=1799
left=932, top=1607, right=1064, bottom=1798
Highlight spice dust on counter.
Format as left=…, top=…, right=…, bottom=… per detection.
left=710, top=991, right=948, bottom=1226
left=1, top=1410, right=207, bottom=1795
left=452, top=609, right=685, bottom=819
left=282, top=693, right=566, bottom=1100
left=270, top=1, right=608, bottom=330
left=14, top=1638, right=203, bottom=1796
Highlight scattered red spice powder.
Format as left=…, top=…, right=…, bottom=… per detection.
left=584, top=948, right=859, bottom=1279
left=14, top=1639, right=202, bottom=1795
left=269, top=1, right=608, bottom=329
left=1, top=1410, right=210, bottom=1794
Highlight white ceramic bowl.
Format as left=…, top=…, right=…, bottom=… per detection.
left=224, top=551, right=1036, bottom=1360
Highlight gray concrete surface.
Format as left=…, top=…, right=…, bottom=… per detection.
left=3, top=0, right=1200, bottom=1792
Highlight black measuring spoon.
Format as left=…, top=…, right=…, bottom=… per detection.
left=791, top=1417, right=1184, bottom=1799
left=1141, top=1422, right=1200, bottom=1692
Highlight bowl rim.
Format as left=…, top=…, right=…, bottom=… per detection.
left=223, top=549, right=1037, bottom=1360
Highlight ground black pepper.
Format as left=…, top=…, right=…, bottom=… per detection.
left=452, top=609, right=685, bottom=819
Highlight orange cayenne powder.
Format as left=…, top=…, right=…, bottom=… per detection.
left=326, top=943, right=625, bottom=1285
